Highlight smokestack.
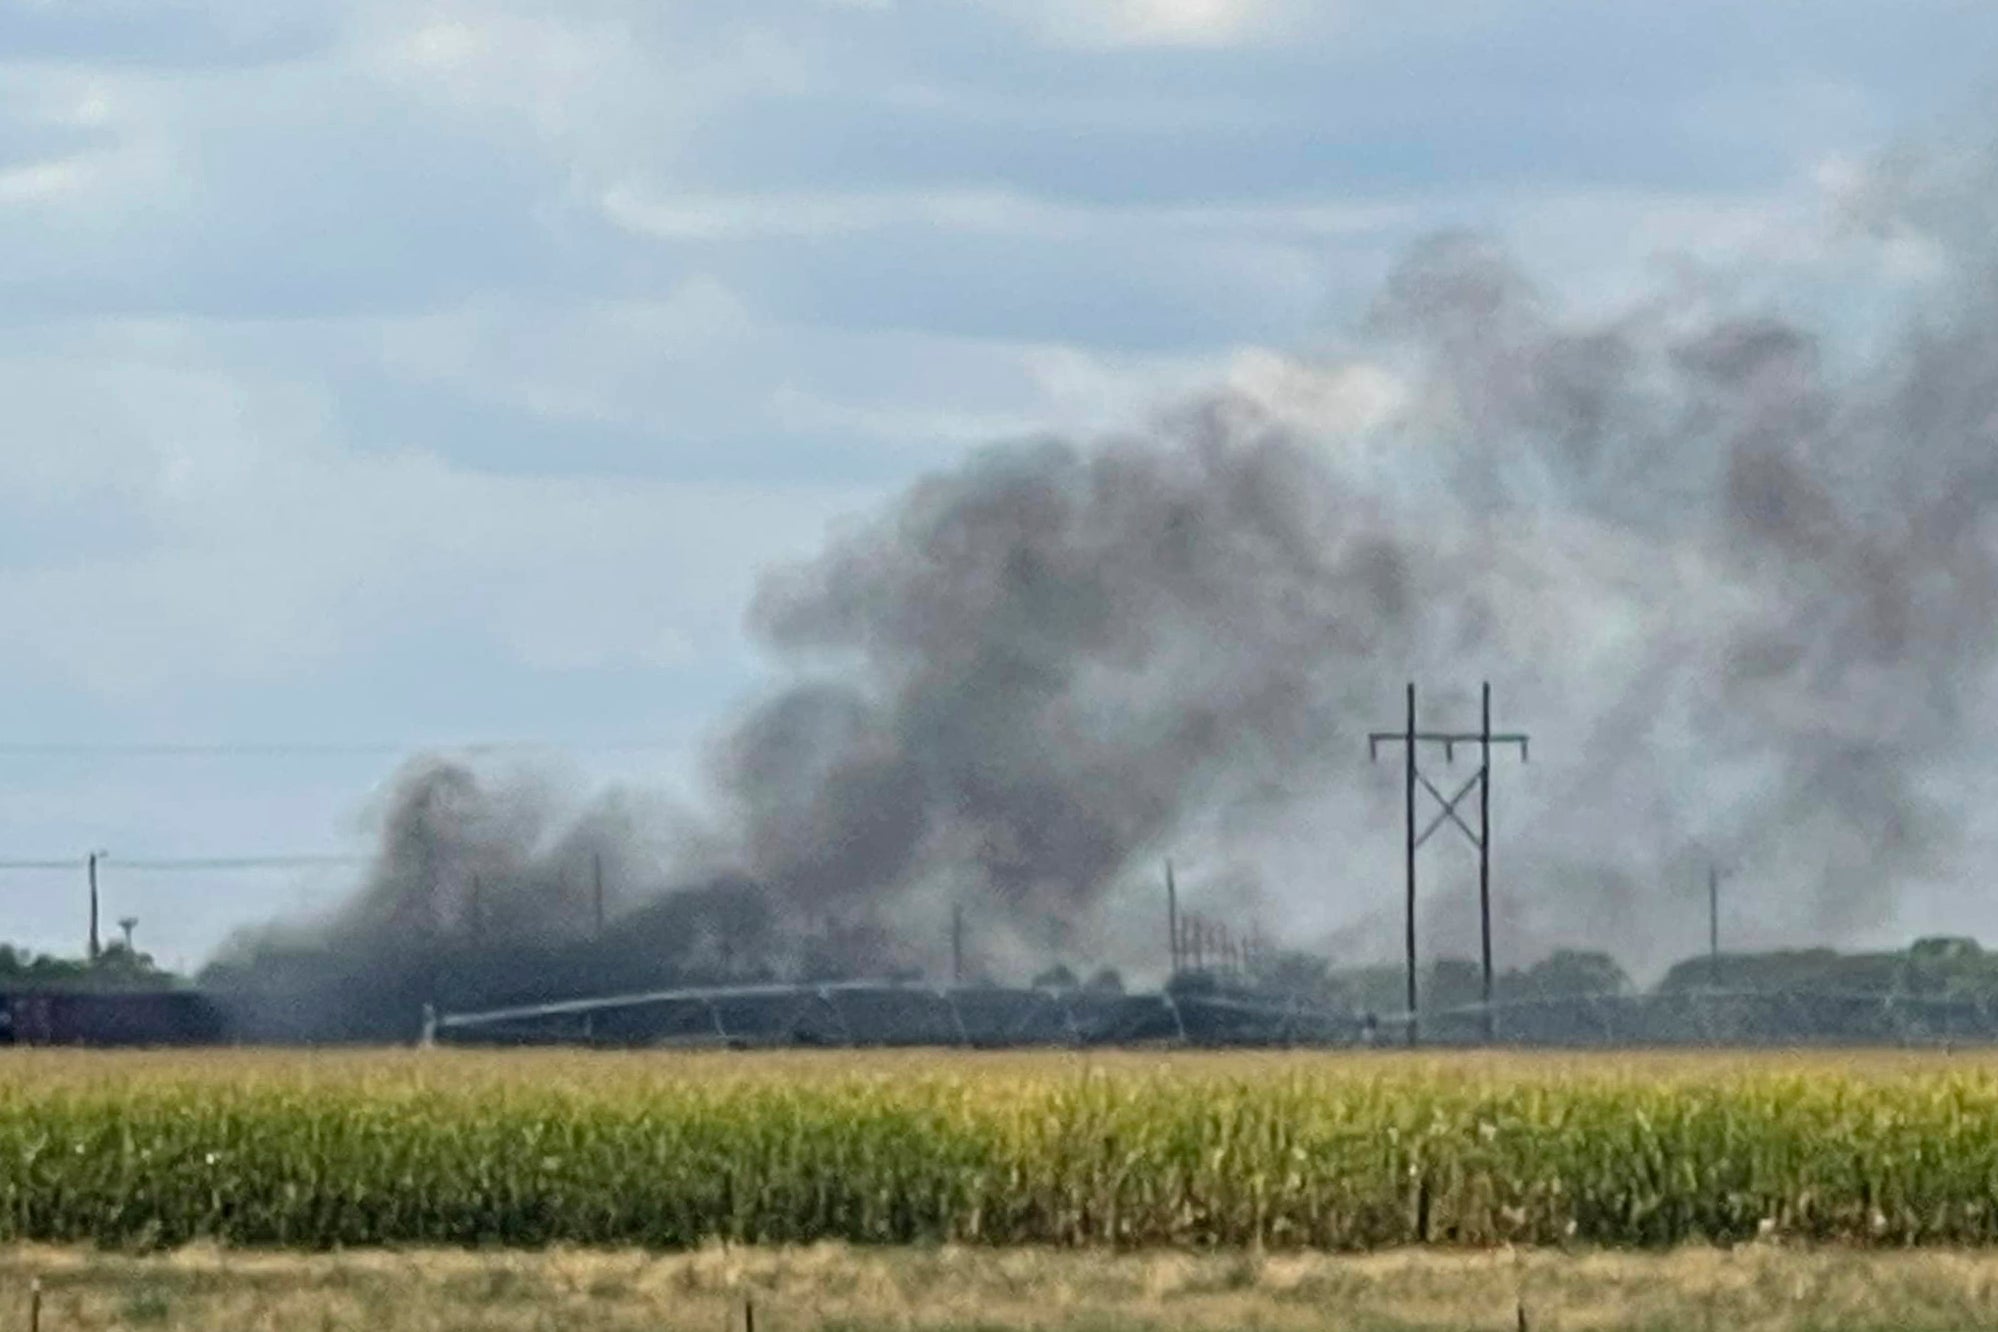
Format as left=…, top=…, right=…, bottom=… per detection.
left=1165, top=859, right=1179, bottom=976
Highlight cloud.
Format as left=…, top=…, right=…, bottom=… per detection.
left=997, top=0, right=1292, bottom=49
left=0, top=342, right=873, bottom=696
left=0, top=1, right=331, bottom=69
left=601, top=182, right=1413, bottom=244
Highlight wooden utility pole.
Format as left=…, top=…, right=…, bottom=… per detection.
left=1709, top=864, right=1724, bottom=987
left=86, top=852, right=101, bottom=961
left=951, top=901, right=965, bottom=984
left=592, top=852, right=606, bottom=939
left=1477, top=682, right=1496, bottom=1040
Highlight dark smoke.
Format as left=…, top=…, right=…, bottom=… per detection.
left=724, top=417, right=1419, bottom=935
left=203, top=763, right=784, bottom=1038
left=211, top=143, right=1998, bottom=1025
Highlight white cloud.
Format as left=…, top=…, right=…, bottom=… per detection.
left=369, top=10, right=645, bottom=145
left=990, top=0, right=1299, bottom=49
left=372, top=277, right=765, bottom=428
left=0, top=344, right=872, bottom=696
left=601, top=185, right=1038, bottom=242
left=0, top=73, right=145, bottom=210
left=1108, top=0, right=1267, bottom=45
left=0, top=157, right=93, bottom=204
left=602, top=181, right=1412, bottom=244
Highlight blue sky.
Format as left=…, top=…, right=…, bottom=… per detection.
left=0, top=0, right=1989, bottom=965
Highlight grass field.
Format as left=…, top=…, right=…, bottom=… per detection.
left=9, top=1047, right=1998, bottom=1251
left=11, top=1240, right=1998, bottom=1331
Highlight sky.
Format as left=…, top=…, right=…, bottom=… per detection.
left=0, top=0, right=1993, bottom=968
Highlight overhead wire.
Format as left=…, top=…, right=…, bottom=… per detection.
left=0, top=855, right=368, bottom=872
left=0, top=737, right=644, bottom=881
left=0, top=740, right=682, bottom=757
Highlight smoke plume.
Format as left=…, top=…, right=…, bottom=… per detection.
left=211, top=142, right=1998, bottom=1023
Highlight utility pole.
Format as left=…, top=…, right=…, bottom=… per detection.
left=86, top=852, right=102, bottom=962
left=1165, top=859, right=1180, bottom=976
left=951, top=901, right=965, bottom=985
left=1402, top=683, right=1416, bottom=1035
left=1369, top=682, right=1530, bottom=1046
left=592, top=852, right=606, bottom=940
left=1401, top=683, right=1418, bottom=1041
left=1709, top=864, right=1724, bottom=987
left=419, top=840, right=440, bottom=1013
left=1477, top=682, right=1496, bottom=1042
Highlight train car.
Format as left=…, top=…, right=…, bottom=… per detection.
left=0, top=988, right=227, bottom=1046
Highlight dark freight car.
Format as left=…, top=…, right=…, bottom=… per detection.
left=0, top=989, right=227, bottom=1046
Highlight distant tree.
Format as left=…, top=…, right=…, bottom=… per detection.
left=1032, top=963, right=1078, bottom=991
left=1164, top=968, right=1219, bottom=997
left=1326, top=965, right=1411, bottom=1015
left=1511, top=949, right=1632, bottom=999
left=1082, top=966, right=1124, bottom=995
left=1249, top=950, right=1343, bottom=1007
left=0, top=941, right=178, bottom=990
left=1423, top=958, right=1485, bottom=1011
left=1649, top=942, right=1998, bottom=998
left=1898, top=937, right=1998, bottom=998
left=1912, top=936, right=1982, bottom=961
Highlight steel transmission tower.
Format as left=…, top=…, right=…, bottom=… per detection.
left=1368, top=682, right=1530, bottom=1044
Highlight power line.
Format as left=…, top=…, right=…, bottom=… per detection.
left=0, top=854, right=367, bottom=871
left=0, top=853, right=371, bottom=957
left=110, top=855, right=369, bottom=871
left=0, top=740, right=686, bottom=758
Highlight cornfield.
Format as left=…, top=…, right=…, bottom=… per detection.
left=5, top=1048, right=1998, bottom=1250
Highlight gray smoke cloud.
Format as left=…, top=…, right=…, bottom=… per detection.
left=213, top=140, right=1998, bottom=1016
left=723, top=410, right=1419, bottom=947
